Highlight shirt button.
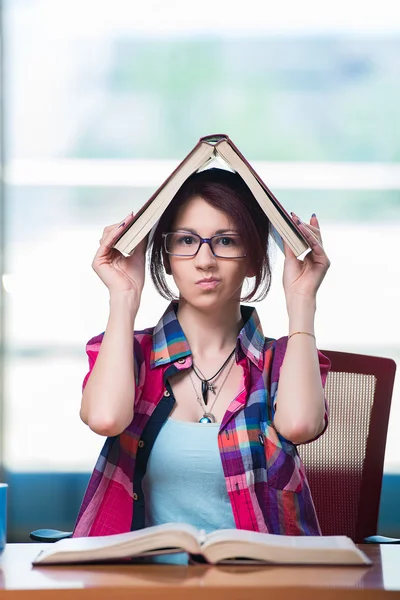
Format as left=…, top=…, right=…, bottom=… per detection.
left=164, top=389, right=170, bottom=397
left=138, top=440, right=145, bottom=448
left=177, top=358, right=186, bottom=364
left=133, top=493, right=138, bottom=501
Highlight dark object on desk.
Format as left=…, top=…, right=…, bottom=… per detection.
left=30, top=350, right=396, bottom=545
left=298, top=350, right=396, bottom=543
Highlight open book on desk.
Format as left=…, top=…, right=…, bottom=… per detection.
left=32, top=523, right=371, bottom=566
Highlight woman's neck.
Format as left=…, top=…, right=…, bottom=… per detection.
left=176, top=299, right=243, bottom=359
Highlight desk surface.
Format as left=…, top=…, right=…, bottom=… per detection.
left=0, top=543, right=399, bottom=599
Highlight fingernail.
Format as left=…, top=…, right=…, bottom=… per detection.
left=311, top=213, right=316, bottom=218
left=118, top=221, right=126, bottom=228
left=296, top=219, right=301, bottom=225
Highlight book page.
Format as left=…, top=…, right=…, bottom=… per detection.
left=197, top=153, right=235, bottom=173
left=201, top=530, right=371, bottom=566
left=33, top=523, right=202, bottom=565
left=204, top=528, right=354, bottom=549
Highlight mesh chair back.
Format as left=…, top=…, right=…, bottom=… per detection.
left=298, top=350, right=396, bottom=542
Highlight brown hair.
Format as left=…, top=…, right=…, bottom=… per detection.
left=149, top=168, right=272, bottom=302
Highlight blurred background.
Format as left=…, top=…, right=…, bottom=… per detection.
left=0, top=0, right=399, bottom=540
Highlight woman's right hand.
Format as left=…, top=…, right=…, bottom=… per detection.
left=92, top=213, right=147, bottom=298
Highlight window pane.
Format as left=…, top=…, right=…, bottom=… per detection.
left=3, top=0, right=399, bottom=476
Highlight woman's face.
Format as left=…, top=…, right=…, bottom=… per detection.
left=166, top=195, right=252, bottom=310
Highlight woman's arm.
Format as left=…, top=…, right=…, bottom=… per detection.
left=273, top=213, right=330, bottom=444
left=273, top=296, right=325, bottom=444
left=80, top=214, right=146, bottom=437
left=80, top=292, right=139, bottom=436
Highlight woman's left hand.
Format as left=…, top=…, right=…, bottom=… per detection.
left=282, top=213, right=330, bottom=303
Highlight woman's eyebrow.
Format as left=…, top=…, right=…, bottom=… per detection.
left=174, top=227, right=238, bottom=235
left=173, top=227, right=198, bottom=234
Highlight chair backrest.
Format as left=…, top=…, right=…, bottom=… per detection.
left=298, top=349, right=396, bottom=542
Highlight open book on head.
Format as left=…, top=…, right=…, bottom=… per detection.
left=32, top=523, right=371, bottom=566
left=113, top=134, right=310, bottom=258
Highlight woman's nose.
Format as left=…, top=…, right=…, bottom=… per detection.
left=194, top=240, right=216, bottom=267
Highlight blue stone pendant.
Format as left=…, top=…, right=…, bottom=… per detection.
left=199, top=416, right=212, bottom=424
left=199, top=413, right=216, bottom=424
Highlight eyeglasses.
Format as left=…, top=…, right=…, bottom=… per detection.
left=162, top=232, right=247, bottom=259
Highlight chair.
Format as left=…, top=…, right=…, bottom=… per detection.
left=30, top=349, right=397, bottom=544
left=298, top=349, right=396, bottom=543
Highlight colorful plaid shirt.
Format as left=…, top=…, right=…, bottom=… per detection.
left=73, top=302, right=330, bottom=538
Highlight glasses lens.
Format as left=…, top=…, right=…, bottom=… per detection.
left=164, top=233, right=200, bottom=256
left=211, top=235, right=246, bottom=258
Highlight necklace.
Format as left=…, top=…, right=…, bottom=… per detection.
left=192, top=347, right=236, bottom=405
left=188, top=353, right=235, bottom=423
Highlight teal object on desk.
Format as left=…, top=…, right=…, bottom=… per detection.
left=0, top=484, right=7, bottom=555
left=29, top=528, right=73, bottom=542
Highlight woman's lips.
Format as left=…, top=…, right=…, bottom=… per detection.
left=196, top=279, right=220, bottom=290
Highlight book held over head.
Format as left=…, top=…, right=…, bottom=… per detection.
left=112, top=134, right=310, bottom=258
left=32, top=523, right=371, bottom=566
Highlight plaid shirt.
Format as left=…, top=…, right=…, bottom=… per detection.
left=73, top=302, right=330, bottom=538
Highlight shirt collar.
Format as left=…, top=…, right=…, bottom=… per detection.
left=150, top=302, right=266, bottom=370
left=237, top=305, right=266, bottom=370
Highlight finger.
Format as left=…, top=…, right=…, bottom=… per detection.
left=92, top=240, right=115, bottom=268
left=309, top=213, right=322, bottom=242
left=302, top=223, right=322, bottom=245
left=295, top=220, right=326, bottom=258
left=291, top=212, right=320, bottom=231
left=99, top=216, right=131, bottom=244
left=99, top=223, right=120, bottom=245
left=101, top=213, right=135, bottom=247
left=291, top=212, right=322, bottom=245
left=116, top=212, right=135, bottom=231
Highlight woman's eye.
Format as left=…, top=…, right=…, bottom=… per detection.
left=177, top=235, right=195, bottom=245
left=218, top=236, right=235, bottom=246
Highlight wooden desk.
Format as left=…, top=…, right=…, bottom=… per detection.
left=0, top=543, right=399, bottom=599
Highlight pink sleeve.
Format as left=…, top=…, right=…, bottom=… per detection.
left=82, top=334, right=105, bottom=391
left=82, top=332, right=144, bottom=397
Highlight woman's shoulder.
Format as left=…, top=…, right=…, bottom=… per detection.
left=262, top=335, right=288, bottom=354
left=134, top=325, right=157, bottom=343
left=85, top=325, right=157, bottom=355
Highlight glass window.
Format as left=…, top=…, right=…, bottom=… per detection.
left=2, top=0, right=399, bottom=475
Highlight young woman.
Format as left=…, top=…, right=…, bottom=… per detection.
left=74, top=168, right=331, bottom=548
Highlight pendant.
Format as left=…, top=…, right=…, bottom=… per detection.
left=199, top=412, right=216, bottom=424
left=201, top=380, right=208, bottom=406
left=208, top=383, right=216, bottom=395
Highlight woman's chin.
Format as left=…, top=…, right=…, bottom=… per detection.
left=180, top=289, right=223, bottom=310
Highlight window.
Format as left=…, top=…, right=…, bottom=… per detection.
left=2, top=0, right=399, bottom=476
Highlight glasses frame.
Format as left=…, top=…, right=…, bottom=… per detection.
left=162, top=232, right=247, bottom=259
